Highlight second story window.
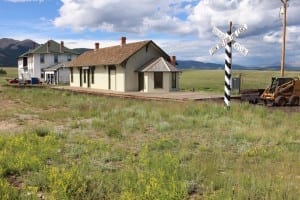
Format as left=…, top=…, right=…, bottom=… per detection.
left=23, top=57, right=28, bottom=67
left=40, top=54, right=45, bottom=63
left=54, top=54, right=58, bottom=64
left=67, top=54, right=72, bottom=62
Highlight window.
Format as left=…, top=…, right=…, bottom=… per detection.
left=154, top=72, right=163, bottom=89
left=67, top=54, right=72, bottom=62
left=41, top=73, right=44, bottom=79
left=23, top=57, right=28, bottom=67
left=70, top=68, right=73, bottom=83
left=40, top=54, right=45, bottom=63
left=91, top=67, right=95, bottom=84
left=83, top=69, right=86, bottom=83
left=172, top=72, right=176, bottom=89
left=54, top=54, right=58, bottom=63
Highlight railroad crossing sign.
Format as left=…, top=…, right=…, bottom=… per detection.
left=209, top=24, right=248, bottom=56
left=209, top=22, right=248, bottom=109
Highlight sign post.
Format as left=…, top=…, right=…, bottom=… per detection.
left=209, top=22, right=248, bottom=109
left=224, top=22, right=232, bottom=109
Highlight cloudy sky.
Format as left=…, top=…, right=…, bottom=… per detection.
left=0, top=0, right=299, bottom=67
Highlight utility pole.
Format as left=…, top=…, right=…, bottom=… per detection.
left=280, top=0, right=288, bottom=77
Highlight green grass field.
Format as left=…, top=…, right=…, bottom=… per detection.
left=0, top=68, right=299, bottom=199
left=180, top=70, right=300, bottom=92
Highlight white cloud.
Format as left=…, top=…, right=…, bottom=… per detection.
left=188, top=0, right=300, bottom=66
left=54, top=0, right=196, bottom=34
left=51, top=0, right=300, bottom=66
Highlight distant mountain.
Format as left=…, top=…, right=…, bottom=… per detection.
left=0, top=38, right=39, bottom=67
left=177, top=60, right=246, bottom=70
left=177, top=60, right=300, bottom=71
left=0, top=38, right=91, bottom=67
left=73, top=48, right=92, bottom=54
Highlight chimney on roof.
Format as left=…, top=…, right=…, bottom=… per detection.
left=60, top=41, right=64, bottom=53
left=121, top=37, right=126, bottom=47
left=95, top=42, right=100, bottom=51
left=47, top=41, right=50, bottom=53
left=170, top=56, right=176, bottom=66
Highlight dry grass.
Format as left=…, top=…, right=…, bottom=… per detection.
left=0, top=68, right=299, bottom=199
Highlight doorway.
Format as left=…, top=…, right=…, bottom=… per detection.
left=138, top=72, right=144, bottom=91
left=79, top=68, right=82, bottom=87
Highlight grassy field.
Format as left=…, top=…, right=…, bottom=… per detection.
left=0, top=68, right=299, bottom=199
left=180, top=70, right=300, bottom=92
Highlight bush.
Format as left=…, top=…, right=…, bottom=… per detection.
left=0, top=68, right=7, bottom=75
left=34, top=127, right=50, bottom=137
left=120, top=146, right=187, bottom=199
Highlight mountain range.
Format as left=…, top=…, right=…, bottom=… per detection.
left=177, top=60, right=300, bottom=71
left=0, top=38, right=38, bottom=66
left=0, top=38, right=299, bottom=71
left=0, top=38, right=90, bottom=67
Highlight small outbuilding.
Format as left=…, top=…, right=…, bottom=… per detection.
left=42, top=62, right=70, bottom=84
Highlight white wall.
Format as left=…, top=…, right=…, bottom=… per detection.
left=144, top=72, right=176, bottom=92
left=70, top=67, right=80, bottom=87
left=91, top=65, right=108, bottom=90
left=116, top=65, right=125, bottom=92
left=58, top=67, right=70, bottom=84
left=18, top=56, right=33, bottom=80
left=125, top=44, right=163, bottom=91
left=18, top=53, right=78, bottom=80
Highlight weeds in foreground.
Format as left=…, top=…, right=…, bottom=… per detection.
left=0, top=84, right=299, bottom=199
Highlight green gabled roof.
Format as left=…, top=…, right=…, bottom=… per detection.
left=19, top=40, right=79, bottom=58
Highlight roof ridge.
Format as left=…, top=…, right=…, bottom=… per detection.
left=95, top=40, right=151, bottom=50
left=136, top=57, right=180, bottom=72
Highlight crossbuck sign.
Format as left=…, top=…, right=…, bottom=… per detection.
left=209, top=24, right=248, bottom=56
left=209, top=23, right=248, bottom=109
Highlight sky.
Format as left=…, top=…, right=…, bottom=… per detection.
left=0, top=0, right=299, bottom=67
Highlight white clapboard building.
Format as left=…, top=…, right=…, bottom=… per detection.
left=18, top=40, right=79, bottom=84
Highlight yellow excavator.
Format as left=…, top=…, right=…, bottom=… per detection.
left=241, top=77, right=300, bottom=106
left=260, top=77, right=300, bottom=106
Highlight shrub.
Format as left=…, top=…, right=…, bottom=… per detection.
left=45, top=166, right=89, bottom=199
left=0, top=68, right=7, bottom=75
left=120, top=146, right=187, bottom=199
left=34, top=127, right=50, bottom=137
left=0, top=179, right=19, bottom=199
left=106, top=128, right=122, bottom=138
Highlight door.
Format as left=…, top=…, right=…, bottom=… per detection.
left=109, top=65, right=116, bottom=90
left=79, top=68, right=82, bottom=87
left=138, top=72, right=144, bottom=91
left=87, top=68, right=91, bottom=88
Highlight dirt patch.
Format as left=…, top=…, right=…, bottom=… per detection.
left=0, top=120, right=20, bottom=132
left=6, top=175, right=23, bottom=189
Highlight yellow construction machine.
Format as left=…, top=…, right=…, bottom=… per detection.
left=241, top=77, right=300, bottom=106
left=260, top=77, right=300, bottom=106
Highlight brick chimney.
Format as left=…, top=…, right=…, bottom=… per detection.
left=95, top=42, right=100, bottom=51
left=121, top=37, right=126, bottom=47
left=46, top=41, right=50, bottom=53
left=60, top=41, right=64, bottom=53
left=170, top=56, right=176, bottom=66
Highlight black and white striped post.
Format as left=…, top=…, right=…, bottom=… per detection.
left=224, top=22, right=232, bottom=109
left=209, top=22, right=248, bottom=110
